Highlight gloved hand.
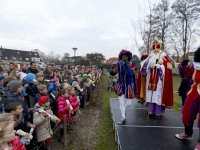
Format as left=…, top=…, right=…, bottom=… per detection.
left=123, top=61, right=129, bottom=66
left=152, top=64, right=160, bottom=69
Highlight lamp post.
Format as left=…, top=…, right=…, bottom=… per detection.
left=72, top=47, right=78, bottom=66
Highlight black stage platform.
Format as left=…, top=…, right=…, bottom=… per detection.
left=110, top=98, right=199, bottom=150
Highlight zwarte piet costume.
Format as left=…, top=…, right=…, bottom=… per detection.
left=110, top=50, right=137, bottom=124
left=175, top=47, right=200, bottom=150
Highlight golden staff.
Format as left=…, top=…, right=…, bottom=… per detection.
left=148, top=43, right=165, bottom=118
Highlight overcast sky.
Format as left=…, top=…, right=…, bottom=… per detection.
left=0, top=0, right=159, bottom=59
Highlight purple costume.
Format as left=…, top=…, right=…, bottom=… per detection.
left=178, top=61, right=194, bottom=106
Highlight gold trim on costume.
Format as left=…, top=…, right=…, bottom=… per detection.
left=197, top=84, right=200, bottom=95
left=167, top=63, right=172, bottom=69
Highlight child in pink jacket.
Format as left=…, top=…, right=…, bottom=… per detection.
left=67, top=86, right=80, bottom=123
left=57, top=88, right=73, bottom=141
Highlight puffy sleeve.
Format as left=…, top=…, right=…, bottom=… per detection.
left=58, top=101, right=69, bottom=114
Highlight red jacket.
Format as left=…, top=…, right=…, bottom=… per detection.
left=11, top=135, right=26, bottom=150
left=57, top=96, right=70, bottom=123
left=69, top=94, right=79, bottom=113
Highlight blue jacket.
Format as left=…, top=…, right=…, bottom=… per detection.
left=35, top=93, right=42, bottom=104
left=110, top=61, right=137, bottom=99
left=47, top=82, right=58, bottom=103
left=5, top=92, right=29, bottom=119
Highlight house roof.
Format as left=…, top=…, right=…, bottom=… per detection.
left=0, top=48, right=41, bottom=62
left=106, top=57, right=118, bottom=64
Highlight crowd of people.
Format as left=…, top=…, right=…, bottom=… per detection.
left=0, top=62, right=102, bottom=150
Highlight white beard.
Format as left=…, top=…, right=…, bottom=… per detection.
left=149, top=51, right=166, bottom=67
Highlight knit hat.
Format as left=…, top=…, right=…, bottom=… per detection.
left=38, top=96, right=49, bottom=106
left=26, top=73, right=36, bottom=84
left=7, top=80, right=23, bottom=93
left=0, top=75, right=5, bottom=81
left=18, top=72, right=27, bottom=81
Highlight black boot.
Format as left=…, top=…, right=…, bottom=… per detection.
left=59, top=128, right=64, bottom=142
left=67, top=123, right=73, bottom=134
left=154, top=115, right=162, bottom=119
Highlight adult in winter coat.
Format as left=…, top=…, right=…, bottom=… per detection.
left=26, top=62, right=38, bottom=75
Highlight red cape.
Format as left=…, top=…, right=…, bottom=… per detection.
left=161, top=56, right=173, bottom=108
left=183, top=69, right=200, bottom=125
left=136, top=66, right=146, bottom=101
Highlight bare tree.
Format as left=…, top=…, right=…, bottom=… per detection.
left=62, top=52, right=70, bottom=60
left=171, top=0, right=200, bottom=59
left=131, top=0, right=160, bottom=55
left=86, top=53, right=105, bottom=65
left=131, top=0, right=200, bottom=59
left=151, top=0, right=171, bottom=44
left=47, top=51, right=62, bottom=63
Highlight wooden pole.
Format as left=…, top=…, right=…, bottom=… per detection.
left=63, top=115, right=67, bottom=147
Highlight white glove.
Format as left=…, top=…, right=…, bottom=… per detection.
left=152, top=64, right=160, bottom=69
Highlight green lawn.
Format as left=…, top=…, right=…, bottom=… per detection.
left=94, top=75, right=118, bottom=150
left=172, top=75, right=182, bottom=113
left=94, top=75, right=183, bottom=150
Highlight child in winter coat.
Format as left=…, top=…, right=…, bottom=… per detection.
left=57, top=88, right=73, bottom=140
left=47, top=77, right=59, bottom=116
left=60, top=83, right=70, bottom=90
left=0, top=76, right=14, bottom=114
left=4, top=102, right=35, bottom=131
left=25, top=73, right=38, bottom=108
left=33, top=96, right=60, bottom=150
left=4, top=102, right=36, bottom=148
left=35, top=84, right=47, bottom=104
left=5, top=80, right=30, bottom=125
left=36, top=72, right=44, bottom=85
left=67, top=86, right=79, bottom=123
left=79, top=77, right=88, bottom=108
left=0, top=113, right=26, bottom=150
